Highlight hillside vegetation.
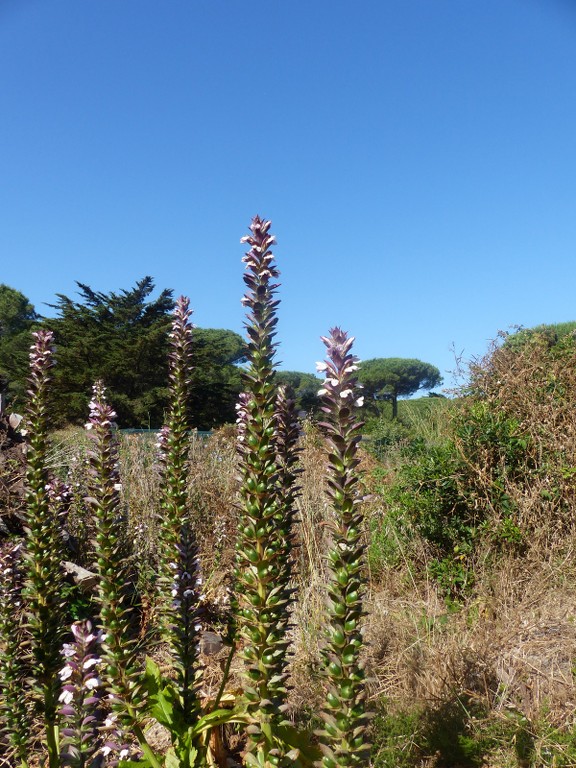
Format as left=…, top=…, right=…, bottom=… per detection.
left=362, top=324, right=576, bottom=766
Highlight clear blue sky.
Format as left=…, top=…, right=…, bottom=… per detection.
left=2, top=0, right=576, bottom=390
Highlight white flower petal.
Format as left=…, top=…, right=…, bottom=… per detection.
left=58, top=689, right=74, bottom=704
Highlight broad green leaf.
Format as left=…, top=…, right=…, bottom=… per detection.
left=142, top=661, right=187, bottom=734
left=148, top=685, right=176, bottom=728
left=144, top=656, right=162, bottom=690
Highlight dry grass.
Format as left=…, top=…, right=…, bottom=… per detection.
left=49, top=413, right=576, bottom=749
left=366, top=553, right=576, bottom=717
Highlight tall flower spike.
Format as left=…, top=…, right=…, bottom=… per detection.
left=0, top=541, right=32, bottom=765
left=58, top=620, right=105, bottom=768
left=157, top=296, right=195, bottom=605
left=234, top=216, right=299, bottom=766
left=23, top=329, right=67, bottom=767
left=157, top=296, right=204, bottom=723
left=87, top=382, right=146, bottom=732
left=316, top=328, right=371, bottom=768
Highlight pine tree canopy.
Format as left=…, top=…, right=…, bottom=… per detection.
left=44, top=277, right=246, bottom=428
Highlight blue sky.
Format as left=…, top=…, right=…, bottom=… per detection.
left=2, top=0, right=576, bottom=390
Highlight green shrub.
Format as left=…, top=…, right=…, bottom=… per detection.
left=371, top=394, right=535, bottom=597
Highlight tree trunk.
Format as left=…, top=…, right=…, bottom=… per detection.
left=391, top=394, right=398, bottom=420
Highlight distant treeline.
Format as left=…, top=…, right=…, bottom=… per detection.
left=0, top=279, right=324, bottom=428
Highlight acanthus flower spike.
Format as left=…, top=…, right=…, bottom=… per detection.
left=88, top=381, right=146, bottom=734
left=316, top=327, right=371, bottom=768
left=157, top=296, right=204, bottom=725
left=23, top=329, right=68, bottom=767
left=233, top=216, right=300, bottom=765
left=58, top=620, right=105, bottom=767
left=0, top=542, right=32, bottom=763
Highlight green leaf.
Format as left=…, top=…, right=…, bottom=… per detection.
left=144, top=656, right=162, bottom=692
left=164, top=749, right=181, bottom=768
left=190, top=707, right=249, bottom=736
left=151, top=687, right=180, bottom=730
left=143, top=657, right=187, bottom=734
left=276, top=723, right=322, bottom=764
